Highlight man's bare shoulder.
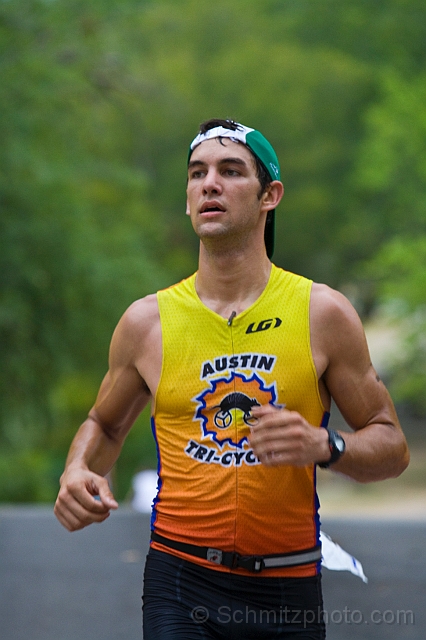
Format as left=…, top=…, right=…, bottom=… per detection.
left=310, top=282, right=370, bottom=377
left=110, top=294, right=160, bottom=358
left=310, top=282, right=363, bottom=333
left=121, top=294, right=160, bottom=331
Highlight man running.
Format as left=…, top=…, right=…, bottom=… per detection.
left=54, top=119, right=409, bottom=639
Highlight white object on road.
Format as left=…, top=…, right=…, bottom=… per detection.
left=131, top=470, right=158, bottom=513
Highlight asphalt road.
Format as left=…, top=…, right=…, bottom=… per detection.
left=1, top=506, right=424, bottom=640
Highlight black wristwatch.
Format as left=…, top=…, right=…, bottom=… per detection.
left=318, top=428, right=346, bottom=469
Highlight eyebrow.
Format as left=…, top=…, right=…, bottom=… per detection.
left=188, top=157, right=249, bottom=170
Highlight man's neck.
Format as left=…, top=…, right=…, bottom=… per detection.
left=195, top=245, right=272, bottom=319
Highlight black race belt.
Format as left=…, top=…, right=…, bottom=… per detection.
left=151, top=532, right=322, bottom=573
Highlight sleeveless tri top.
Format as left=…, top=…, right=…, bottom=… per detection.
left=150, top=264, right=329, bottom=577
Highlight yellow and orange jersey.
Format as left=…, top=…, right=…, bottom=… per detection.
left=150, top=265, right=329, bottom=577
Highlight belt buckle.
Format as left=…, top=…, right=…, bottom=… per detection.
left=207, top=548, right=223, bottom=565
left=238, top=555, right=265, bottom=573
left=253, top=557, right=264, bottom=572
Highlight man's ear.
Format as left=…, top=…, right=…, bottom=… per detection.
left=262, top=181, right=284, bottom=212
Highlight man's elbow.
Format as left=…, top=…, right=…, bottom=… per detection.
left=377, top=434, right=410, bottom=481
left=391, top=441, right=410, bottom=478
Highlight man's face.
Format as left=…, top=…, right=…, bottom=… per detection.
left=186, top=138, right=267, bottom=247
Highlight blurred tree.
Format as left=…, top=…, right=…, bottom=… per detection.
left=0, top=0, right=167, bottom=499
left=365, top=237, right=426, bottom=416
left=353, top=69, right=426, bottom=414
left=269, top=0, right=426, bottom=73
left=346, top=71, right=426, bottom=266
left=1, top=0, right=426, bottom=499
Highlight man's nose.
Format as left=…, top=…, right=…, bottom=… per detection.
left=202, top=169, right=222, bottom=194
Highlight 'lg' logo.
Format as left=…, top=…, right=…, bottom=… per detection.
left=245, top=318, right=282, bottom=334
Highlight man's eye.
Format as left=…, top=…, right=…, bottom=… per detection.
left=225, top=169, right=239, bottom=176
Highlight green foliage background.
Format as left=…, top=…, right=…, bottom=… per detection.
left=1, top=0, right=425, bottom=501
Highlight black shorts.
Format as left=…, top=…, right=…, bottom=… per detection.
left=142, top=548, right=326, bottom=639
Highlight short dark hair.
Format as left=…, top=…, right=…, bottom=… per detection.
left=197, top=118, right=272, bottom=197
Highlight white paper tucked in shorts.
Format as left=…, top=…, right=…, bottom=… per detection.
left=320, top=531, right=368, bottom=583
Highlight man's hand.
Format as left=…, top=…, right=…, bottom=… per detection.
left=54, top=468, right=118, bottom=532
left=249, top=405, right=330, bottom=467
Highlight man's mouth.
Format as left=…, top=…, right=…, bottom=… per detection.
left=200, top=202, right=226, bottom=214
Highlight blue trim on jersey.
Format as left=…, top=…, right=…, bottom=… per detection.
left=150, top=416, right=163, bottom=531
left=315, top=410, right=330, bottom=572
left=320, top=411, right=330, bottom=427
left=313, top=464, right=322, bottom=574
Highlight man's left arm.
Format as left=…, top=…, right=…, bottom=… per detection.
left=250, top=284, right=409, bottom=482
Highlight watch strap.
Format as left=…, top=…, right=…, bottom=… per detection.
left=318, top=428, right=345, bottom=469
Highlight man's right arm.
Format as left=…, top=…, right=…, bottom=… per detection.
left=54, top=296, right=159, bottom=531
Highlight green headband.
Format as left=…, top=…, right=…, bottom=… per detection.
left=189, top=123, right=281, bottom=258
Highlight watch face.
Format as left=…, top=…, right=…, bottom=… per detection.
left=335, top=434, right=345, bottom=453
